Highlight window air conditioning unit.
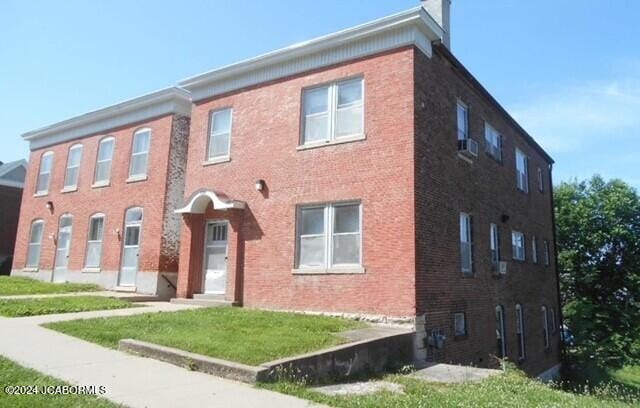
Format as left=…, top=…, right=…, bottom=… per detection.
left=499, top=261, right=508, bottom=275
left=458, top=138, right=478, bottom=157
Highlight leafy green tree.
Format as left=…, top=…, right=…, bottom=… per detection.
left=555, top=175, right=640, bottom=366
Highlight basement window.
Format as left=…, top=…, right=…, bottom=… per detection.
left=454, top=312, right=467, bottom=337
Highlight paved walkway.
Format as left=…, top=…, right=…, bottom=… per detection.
left=412, top=363, right=502, bottom=383
left=0, top=290, right=156, bottom=301
left=0, top=302, right=320, bottom=407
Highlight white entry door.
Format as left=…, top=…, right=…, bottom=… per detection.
left=119, top=207, right=143, bottom=287
left=203, top=221, right=228, bottom=294
left=53, top=215, right=73, bottom=283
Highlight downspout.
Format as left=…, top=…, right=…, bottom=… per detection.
left=548, top=163, right=565, bottom=361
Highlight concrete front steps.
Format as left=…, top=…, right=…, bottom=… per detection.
left=169, top=294, right=237, bottom=307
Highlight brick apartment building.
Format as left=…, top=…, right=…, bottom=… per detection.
left=0, top=160, right=27, bottom=274
left=12, top=1, right=561, bottom=378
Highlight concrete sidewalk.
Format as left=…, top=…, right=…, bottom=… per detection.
left=0, top=290, right=157, bottom=301
left=0, top=302, right=320, bottom=408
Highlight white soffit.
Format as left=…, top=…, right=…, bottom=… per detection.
left=180, top=7, right=443, bottom=101
left=22, top=87, right=192, bottom=150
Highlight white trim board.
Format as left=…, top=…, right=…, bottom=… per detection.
left=180, top=7, right=443, bottom=102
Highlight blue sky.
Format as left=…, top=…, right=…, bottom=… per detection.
left=1, top=0, right=638, bottom=188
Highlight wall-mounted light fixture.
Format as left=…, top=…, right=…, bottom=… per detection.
left=115, top=228, right=121, bottom=240
left=45, top=201, right=54, bottom=214
left=255, top=179, right=265, bottom=192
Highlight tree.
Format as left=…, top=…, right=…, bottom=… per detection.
left=555, top=175, right=640, bottom=366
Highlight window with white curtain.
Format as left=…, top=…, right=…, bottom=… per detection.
left=516, top=149, right=529, bottom=192
left=85, top=214, right=105, bottom=268
left=460, top=213, right=473, bottom=274
left=512, top=230, right=526, bottom=261
left=456, top=101, right=468, bottom=140
left=94, top=137, right=115, bottom=184
left=63, top=144, right=83, bottom=189
left=26, top=220, right=44, bottom=267
left=129, top=129, right=151, bottom=178
left=208, top=108, right=232, bottom=160
left=36, top=151, right=54, bottom=194
left=296, top=202, right=361, bottom=270
left=301, top=78, right=364, bottom=145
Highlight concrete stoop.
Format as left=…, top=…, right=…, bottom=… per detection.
left=118, top=326, right=415, bottom=384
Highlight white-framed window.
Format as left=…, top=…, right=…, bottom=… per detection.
left=63, top=144, right=83, bottom=189
left=454, top=312, right=467, bottom=337
left=208, top=108, right=233, bottom=160
left=94, top=137, right=115, bottom=184
left=542, top=305, right=550, bottom=349
left=532, top=236, right=538, bottom=264
left=36, top=151, right=54, bottom=194
left=516, top=304, right=526, bottom=360
left=26, top=220, right=45, bottom=267
left=543, top=240, right=550, bottom=266
left=456, top=101, right=468, bottom=140
left=295, top=201, right=362, bottom=270
left=516, top=149, right=529, bottom=192
left=460, top=213, right=473, bottom=274
left=484, top=122, right=502, bottom=160
left=85, top=214, right=105, bottom=268
left=512, top=230, right=526, bottom=261
left=490, top=223, right=500, bottom=267
left=129, top=128, right=151, bottom=178
left=301, top=77, right=364, bottom=145
left=537, top=167, right=544, bottom=192
left=495, top=305, right=506, bottom=358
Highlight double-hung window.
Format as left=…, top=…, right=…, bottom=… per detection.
left=516, top=149, right=529, bottom=192
left=85, top=214, right=105, bottom=268
left=208, top=108, right=232, bottom=160
left=36, top=152, right=54, bottom=194
left=301, top=77, right=364, bottom=145
left=296, top=202, right=362, bottom=271
left=512, top=230, right=526, bottom=261
left=542, top=305, right=550, bottom=349
left=516, top=304, right=526, bottom=360
left=26, top=220, right=44, bottom=268
left=543, top=240, right=550, bottom=266
left=94, top=137, right=114, bottom=185
left=63, top=144, right=83, bottom=189
left=129, top=129, right=151, bottom=179
left=460, top=213, right=473, bottom=274
left=490, top=223, right=500, bottom=269
left=456, top=101, right=468, bottom=141
left=532, top=236, right=538, bottom=264
left=485, top=122, right=502, bottom=160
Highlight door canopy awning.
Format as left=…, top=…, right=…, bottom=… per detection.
left=175, top=189, right=245, bottom=214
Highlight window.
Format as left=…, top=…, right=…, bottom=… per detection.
left=537, top=167, right=544, bottom=192
left=543, top=240, right=550, bottom=266
left=454, top=312, right=467, bottom=337
left=485, top=122, right=502, bottom=160
left=516, top=304, right=526, bottom=360
left=495, top=305, right=506, bottom=358
left=512, top=231, right=526, bottom=261
left=460, top=213, right=473, bottom=274
left=296, top=202, right=361, bottom=270
left=549, top=307, right=557, bottom=333
left=129, top=129, right=151, bottom=178
left=94, top=137, right=115, bottom=184
left=63, top=144, right=83, bottom=189
left=301, top=78, right=364, bottom=145
left=85, top=214, right=105, bottom=268
left=490, top=223, right=500, bottom=268
left=36, top=151, right=54, bottom=194
left=26, top=220, right=44, bottom=267
left=208, top=108, right=232, bottom=160
left=516, top=149, right=529, bottom=192
left=456, top=101, right=468, bottom=140
left=532, top=236, right=538, bottom=264
left=542, top=305, right=550, bottom=349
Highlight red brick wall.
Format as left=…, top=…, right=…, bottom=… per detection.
left=413, top=47, right=561, bottom=376
left=12, top=115, right=180, bottom=276
left=180, top=48, right=417, bottom=317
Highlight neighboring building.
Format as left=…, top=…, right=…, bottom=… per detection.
left=0, top=160, right=27, bottom=274
left=12, top=1, right=561, bottom=378
left=11, top=88, right=191, bottom=297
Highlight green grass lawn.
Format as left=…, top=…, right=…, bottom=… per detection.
left=0, top=356, right=116, bottom=407
left=264, top=369, right=640, bottom=408
left=46, top=308, right=364, bottom=365
left=0, top=276, right=99, bottom=296
left=0, top=296, right=137, bottom=317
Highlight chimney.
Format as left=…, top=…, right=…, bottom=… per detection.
left=421, top=0, right=451, bottom=49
